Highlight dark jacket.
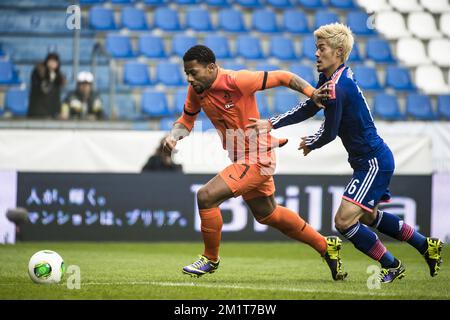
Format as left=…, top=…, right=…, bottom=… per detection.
left=27, top=63, right=65, bottom=118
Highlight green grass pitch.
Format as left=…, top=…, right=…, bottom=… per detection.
left=0, top=242, right=449, bottom=300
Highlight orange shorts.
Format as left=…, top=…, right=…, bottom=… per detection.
left=219, top=161, right=276, bottom=201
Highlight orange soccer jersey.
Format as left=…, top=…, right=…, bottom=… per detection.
left=176, top=67, right=294, bottom=165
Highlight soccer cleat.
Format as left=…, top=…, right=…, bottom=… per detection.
left=379, top=260, right=406, bottom=283
left=323, top=236, right=348, bottom=281
left=423, top=237, right=443, bottom=277
left=182, top=255, right=220, bottom=278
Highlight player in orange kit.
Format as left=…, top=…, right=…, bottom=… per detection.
left=163, top=45, right=347, bottom=281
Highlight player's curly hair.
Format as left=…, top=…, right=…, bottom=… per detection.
left=183, top=45, right=216, bottom=65
left=314, top=23, right=354, bottom=62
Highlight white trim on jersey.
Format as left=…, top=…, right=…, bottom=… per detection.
left=354, top=158, right=379, bottom=204
left=305, top=122, right=325, bottom=146
left=270, top=100, right=308, bottom=126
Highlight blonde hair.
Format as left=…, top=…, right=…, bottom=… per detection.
left=314, top=23, right=354, bottom=62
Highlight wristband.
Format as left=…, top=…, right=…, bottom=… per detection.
left=302, top=85, right=315, bottom=98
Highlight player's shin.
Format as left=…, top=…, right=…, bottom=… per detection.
left=257, top=205, right=327, bottom=255
left=339, top=221, right=398, bottom=268
left=371, top=210, right=428, bottom=254
left=199, top=207, right=223, bottom=261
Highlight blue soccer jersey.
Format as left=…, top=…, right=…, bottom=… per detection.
left=269, top=64, right=395, bottom=212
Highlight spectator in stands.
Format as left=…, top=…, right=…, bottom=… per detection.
left=142, top=137, right=183, bottom=172
left=27, top=52, right=65, bottom=118
left=61, top=71, right=104, bottom=120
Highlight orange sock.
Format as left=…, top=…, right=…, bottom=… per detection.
left=257, top=205, right=327, bottom=255
left=199, top=207, right=223, bottom=261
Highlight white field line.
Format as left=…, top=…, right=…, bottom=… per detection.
left=1, top=280, right=447, bottom=298
left=68, top=281, right=440, bottom=298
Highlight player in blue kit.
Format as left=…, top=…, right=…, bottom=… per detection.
left=247, top=23, right=443, bottom=283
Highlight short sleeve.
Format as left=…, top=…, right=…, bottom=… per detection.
left=234, top=70, right=266, bottom=96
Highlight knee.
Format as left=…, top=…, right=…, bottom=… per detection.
left=197, top=187, right=214, bottom=209
left=334, top=214, right=353, bottom=232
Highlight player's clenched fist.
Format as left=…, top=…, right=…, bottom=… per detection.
left=163, top=135, right=177, bottom=154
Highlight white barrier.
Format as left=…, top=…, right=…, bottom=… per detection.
left=0, top=121, right=440, bottom=174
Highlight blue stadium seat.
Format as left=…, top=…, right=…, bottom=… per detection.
left=0, top=60, right=20, bottom=85
left=186, top=8, right=213, bottom=31
left=267, top=0, right=293, bottom=8
left=274, top=90, right=300, bottom=114
left=223, top=62, right=247, bottom=70
left=373, top=93, right=404, bottom=120
left=406, top=94, right=437, bottom=120
left=252, top=9, right=278, bottom=33
left=329, top=0, right=355, bottom=9
left=156, top=62, right=184, bottom=86
left=347, top=11, right=375, bottom=36
left=143, top=0, right=167, bottom=5
left=314, top=10, right=339, bottom=29
left=123, top=61, right=151, bottom=86
left=174, top=89, right=188, bottom=114
left=16, top=64, right=34, bottom=85
left=0, top=10, right=70, bottom=35
left=0, top=0, right=71, bottom=8
left=160, top=117, right=176, bottom=131
left=255, top=63, right=279, bottom=72
left=348, top=42, right=363, bottom=62
left=176, top=0, right=201, bottom=4
left=1, top=37, right=95, bottom=64
left=113, top=94, right=141, bottom=120
left=121, top=6, right=149, bottom=30
left=5, top=87, right=28, bottom=116
left=138, top=34, right=166, bottom=58
left=106, top=34, right=134, bottom=58
left=89, top=6, right=117, bottom=30
left=142, top=90, right=171, bottom=117
left=205, top=0, right=230, bottom=6
left=237, top=35, right=264, bottom=59
left=80, top=0, right=106, bottom=4
left=290, top=63, right=316, bottom=87
left=236, top=0, right=263, bottom=7
left=283, top=10, right=310, bottom=34
left=112, top=0, right=137, bottom=4
left=385, top=66, right=415, bottom=91
left=352, top=66, right=381, bottom=90
left=437, top=95, right=450, bottom=120
left=172, top=35, right=197, bottom=57
left=366, top=38, right=395, bottom=63
left=256, top=92, right=270, bottom=117
left=218, top=9, right=246, bottom=32
left=204, top=35, right=232, bottom=59
left=297, top=0, right=323, bottom=8
left=300, top=35, right=317, bottom=61
left=154, top=7, right=180, bottom=31
left=90, top=65, right=110, bottom=91
left=269, top=36, right=297, bottom=60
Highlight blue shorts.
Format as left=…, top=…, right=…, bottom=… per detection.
left=343, top=147, right=395, bottom=212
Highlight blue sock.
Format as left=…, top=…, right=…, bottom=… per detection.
left=372, top=210, right=428, bottom=254
left=339, top=222, right=396, bottom=268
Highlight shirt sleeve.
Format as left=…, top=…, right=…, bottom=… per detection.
left=304, top=86, right=345, bottom=150
left=234, top=70, right=266, bottom=95
left=269, top=99, right=321, bottom=129
left=235, top=70, right=295, bottom=96
left=174, top=86, right=201, bottom=131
